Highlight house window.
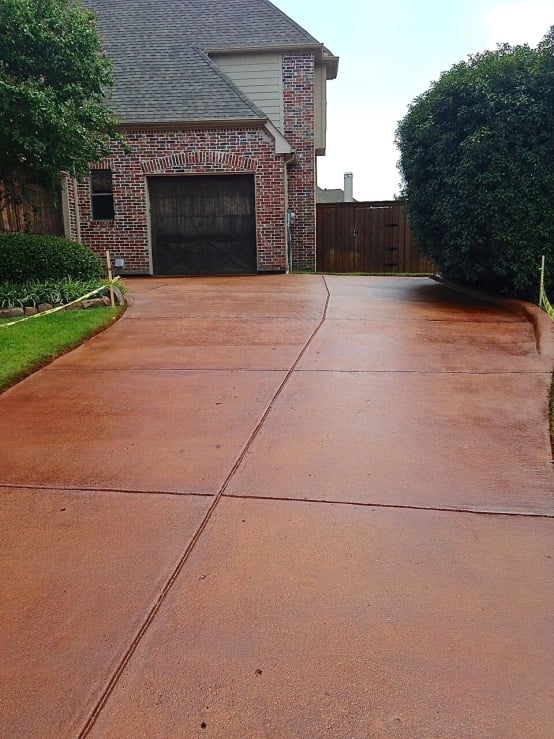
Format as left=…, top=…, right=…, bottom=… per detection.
left=90, top=169, right=114, bottom=220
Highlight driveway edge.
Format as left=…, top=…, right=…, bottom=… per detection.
left=431, top=276, right=554, bottom=360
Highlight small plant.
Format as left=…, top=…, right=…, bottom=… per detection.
left=0, top=278, right=119, bottom=308
left=0, top=232, right=103, bottom=282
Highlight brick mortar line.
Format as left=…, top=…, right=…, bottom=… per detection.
left=78, top=275, right=331, bottom=737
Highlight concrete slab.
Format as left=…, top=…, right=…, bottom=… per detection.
left=125, top=274, right=327, bottom=296
left=0, top=487, right=210, bottom=738
left=0, top=368, right=285, bottom=493
left=2, top=274, right=553, bottom=737
left=299, top=318, right=546, bottom=373
left=125, top=275, right=328, bottom=321
left=53, top=316, right=320, bottom=371
left=226, top=370, right=554, bottom=514
left=324, top=277, right=522, bottom=322
left=127, top=292, right=327, bottom=321
left=88, top=498, right=554, bottom=739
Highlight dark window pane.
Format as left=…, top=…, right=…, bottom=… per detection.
left=92, top=195, right=114, bottom=220
left=90, top=169, right=114, bottom=219
left=91, top=169, right=113, bottom=194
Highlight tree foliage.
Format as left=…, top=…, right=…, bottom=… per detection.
left=0, top=0, right=117, bottom=188
left=396, top=29, right=554, bottom=300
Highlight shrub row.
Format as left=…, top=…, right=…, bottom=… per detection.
left=0, top=232, right=103, bottom=282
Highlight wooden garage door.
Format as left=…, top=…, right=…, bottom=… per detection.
left=149, top=175, right=257, bottom=275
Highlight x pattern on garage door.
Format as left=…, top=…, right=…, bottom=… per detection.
left=149, top=175, right=257, bottom=275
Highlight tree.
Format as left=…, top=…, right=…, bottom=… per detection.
left=0, top=0, right=118, bottom=189
left=396, top=28, right=554, bottom=300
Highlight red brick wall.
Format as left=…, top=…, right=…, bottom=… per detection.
left=68, top=53, right=318, bottom=275
left=283, top=53, right=316, bottom=272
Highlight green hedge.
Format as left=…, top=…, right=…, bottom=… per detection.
left=396, top=33, right=554, bottom=301
left=0, top=233, right=103, bottom=282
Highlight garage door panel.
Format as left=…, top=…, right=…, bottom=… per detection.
left=150, top=175, right=257, bottom=275
left=154, top=235, right=257, bottom=275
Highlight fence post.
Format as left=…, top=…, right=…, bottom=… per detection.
left=106, top=251, right=115, bottom=308
left=539, top=255, right=545, bottom=308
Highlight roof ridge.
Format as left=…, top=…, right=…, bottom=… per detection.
left=256, top=0, right=320, bottom=46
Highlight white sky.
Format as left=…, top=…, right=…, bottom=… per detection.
left=274, top=0, right=553, bottom=201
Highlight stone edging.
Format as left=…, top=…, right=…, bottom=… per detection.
left=0, top=296, right=115, bottom=319
left=0, top=285, right=125, bottom=320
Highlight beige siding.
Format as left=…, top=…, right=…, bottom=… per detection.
left=314, top=63, right=327, bottom=155
left=211, top=53, right=283, bottom=131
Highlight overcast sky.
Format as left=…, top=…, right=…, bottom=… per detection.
left=274, top=0, right=553, bottom=201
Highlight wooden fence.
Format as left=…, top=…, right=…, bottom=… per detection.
left=0, top=178, right=64, bottom=235
left=316, top=201, right=436, bottom=274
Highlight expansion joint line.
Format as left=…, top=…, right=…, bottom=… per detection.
left=78, top=276, right=331, bottom=737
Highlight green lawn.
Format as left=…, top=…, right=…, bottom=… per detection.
left=0, top=307, right=123, bottom=392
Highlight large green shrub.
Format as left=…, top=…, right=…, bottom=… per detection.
left=396, top=29, right=554, bottom=301
left=0, top=232, right=103, bottom=282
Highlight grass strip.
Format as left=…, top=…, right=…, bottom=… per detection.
left=0, top=307, right=123, bottom=392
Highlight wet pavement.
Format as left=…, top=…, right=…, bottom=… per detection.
left=1, top=275, right=553, bottom=738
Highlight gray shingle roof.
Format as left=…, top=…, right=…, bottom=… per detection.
left=84, top=0, right=329, bottom=124
left=317, top=187, right=357, bottom=203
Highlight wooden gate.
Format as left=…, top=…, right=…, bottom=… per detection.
left=149, top=174, right=257, bottom=275
left=317, top=201, right=435, bottom=274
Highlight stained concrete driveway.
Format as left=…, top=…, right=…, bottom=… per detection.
left=1, top=275, right=553, bottom=738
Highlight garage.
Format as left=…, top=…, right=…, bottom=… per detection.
left=149, top=174, right=257, bottom=275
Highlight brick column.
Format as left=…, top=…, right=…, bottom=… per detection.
left=283, top=53, right=316, bottom=272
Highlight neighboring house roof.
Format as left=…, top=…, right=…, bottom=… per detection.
left=84, top=0, right=337, bottom=125
left=317, top=187, right=357, bottom=203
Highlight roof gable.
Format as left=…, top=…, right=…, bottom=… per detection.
left=84, top=0, right=329, bottom=124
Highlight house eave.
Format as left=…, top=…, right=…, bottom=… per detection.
left=206, top=42, right=322, bottom=55
left=118, top=118, right=267, bottom=131
left=207, top=42, right=339, bottom=78
left=264, top=121, right=294, bottom=156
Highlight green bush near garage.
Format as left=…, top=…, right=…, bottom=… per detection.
left=0, top=232, right=103, bottom=282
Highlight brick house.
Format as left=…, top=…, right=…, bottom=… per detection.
left=62, top=0, right=338, bottom=275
